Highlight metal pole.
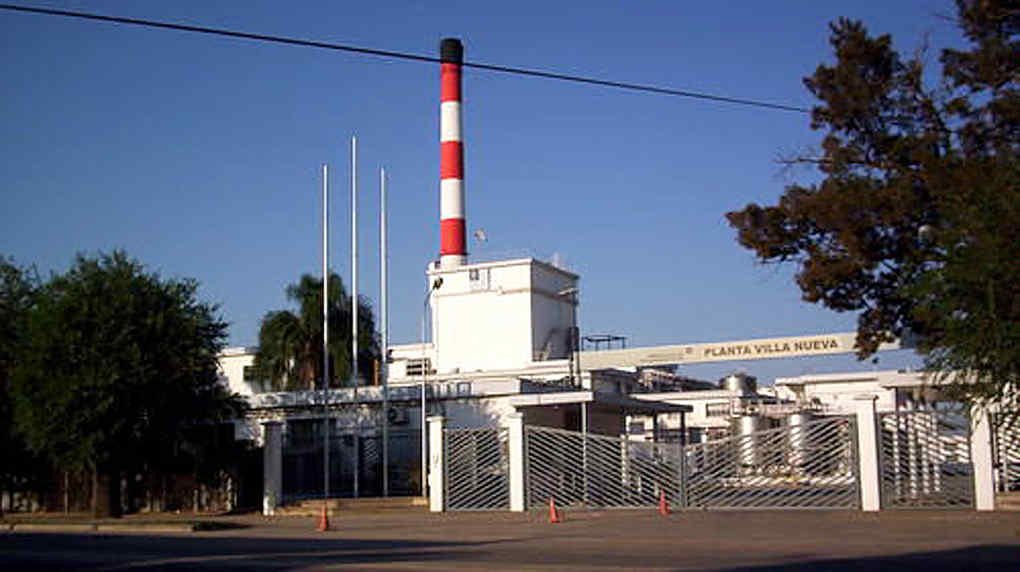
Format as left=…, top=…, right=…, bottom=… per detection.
left=572, top=292, right=580, bottom=388
left=421, top=289, right=430, bottom=499
left=581, top=400, right=588, bottom=506
left=351, top=136, right=359, bottom=394
left=380, top=167, right=389, bottom=497
left=322, top=163, right=330, bottom=505
left=420, top=278, right=441, bottom=498
left=679, top=412, right=687, bottom=510
left=421, top=379, right=427, bottom=498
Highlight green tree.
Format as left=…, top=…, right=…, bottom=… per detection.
left=10, top=251, right=245, bottom=516
left=726, top=1, right=1019, bottom=416
left=254, top=273, right=380, bottom=391
left=0, top=256, right=46, bottom=509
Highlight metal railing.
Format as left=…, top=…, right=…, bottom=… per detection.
left=444, top=427, right=510, bottom=511
left=879, top=409, right=974, bottom=509
left=524, top=425, right=681, bottom=510
left=282, top=428, right=421, bottom=500
left=684, top=416, right=858, bottom=510
left=993, top=414, right=1019, bottom=493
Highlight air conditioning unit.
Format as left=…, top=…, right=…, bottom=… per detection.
left=386, top=407, right=410, bottom=425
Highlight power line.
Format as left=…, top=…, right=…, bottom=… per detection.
left=0, top=3, right=811, bottom=114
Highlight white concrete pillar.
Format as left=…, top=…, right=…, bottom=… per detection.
left=506, top=413, right=525, bottom=512
left=971, top=407, right=996, bottom=511
left=428, top=416, right=446, bottom=512
left=262, top=422, right=283, bottom=516
left=854, top=396, right=881, bottom=511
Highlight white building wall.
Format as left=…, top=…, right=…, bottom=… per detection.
left=427, top=259, right=577, bottom=374
left=218, top=347, right=258, bottom=396
left=529, top=263, right=577, bottom=361
left=775, top=371, right=928, bottom=414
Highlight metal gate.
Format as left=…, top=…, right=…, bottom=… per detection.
left=525, top=425, right=681, bottom=510
left=993, top=414, right=1019, bottom=493
left=879, top=409, right=973, bottom=508
left=684, top=416, right=858, bottom=509
left=444, top=427, right=510, bottom=511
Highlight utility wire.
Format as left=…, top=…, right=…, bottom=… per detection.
left=0, top=3, right=811, bottom=113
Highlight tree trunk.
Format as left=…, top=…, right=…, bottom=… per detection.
left=108, top=466, right=122, bottom=518
left=90, top=464, right=119, bottom=519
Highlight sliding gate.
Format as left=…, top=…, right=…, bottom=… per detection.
left=525, top=425, right=681, bottom=510
left=444, top=427, right=510, bottom=511
left=443, top=419, right=864, bottom=511
left=684, top=416, right=859, bottom=509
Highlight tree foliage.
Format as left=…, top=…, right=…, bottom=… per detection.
left=726, top=1, right=1019, bottom=414
left=254, top=273, right=381, bottom=391
left=10, top=251, right=246, bottom=513
left=0, top=256, right=45, bottom=496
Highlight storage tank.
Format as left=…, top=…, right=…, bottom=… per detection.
left=721, top=373, right=757, bottom=395
left=787, top=411, right=817, bottom=469
left=732, top=414, right=767, bottom=467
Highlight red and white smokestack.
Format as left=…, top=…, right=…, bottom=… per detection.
left=439, top=38, right=467, bottom=268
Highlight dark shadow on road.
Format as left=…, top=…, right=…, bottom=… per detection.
left=713, top=545, right=1020, bottom=572
left=3, top=531, right=1019, bottom=571
left=0, top=533, right=481, bottom=570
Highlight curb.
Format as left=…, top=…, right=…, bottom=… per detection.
left=6, top=522, right=198, bottom=533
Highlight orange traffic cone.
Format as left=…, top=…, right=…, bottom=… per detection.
left=317, top=503, right=330, bottom=532
left=548, top=496, right=561, bottom=524
left=658, top=490, right=671, bottom=516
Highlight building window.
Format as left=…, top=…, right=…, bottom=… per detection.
left=628, top=421, right=647, bottom=435
left=405, top=358, right=432, bottom=377
left=468, top=268, right=490, bottom=291
left=243, top=365, right=256, bottom=382
left=706, top=402, right=730, bottom=418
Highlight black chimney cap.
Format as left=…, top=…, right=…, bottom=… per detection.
left=440, top=38, right=463, bottom=63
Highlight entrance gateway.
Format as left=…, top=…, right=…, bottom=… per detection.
left=429, top=331, right=1002, bottom=513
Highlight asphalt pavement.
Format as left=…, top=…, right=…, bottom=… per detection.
left=2, top=509, right=1019, bottom=570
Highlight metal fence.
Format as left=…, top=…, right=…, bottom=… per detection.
left=879, top=409, right=973, bottom=509
left=444, top=427, right=510, bottom=511
left=684, top=416, right=859, bottom=510
left=993, top=414, right=1019, bottom=493
left=524, top=425, right=681, bottom=510
left=282, top=427, right=421, bottom=501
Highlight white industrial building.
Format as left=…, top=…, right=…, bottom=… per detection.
left=212, top=36, right=1012, bottom=515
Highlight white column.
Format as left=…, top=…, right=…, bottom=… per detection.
left=971, top=407, right=996, bottom=511
left=506, top=413, right=525, bottom=512
left=262, top=422, right=283, bottom=516
left=854, top=396, right=881, bottom=511
left=428, top=416, right=446, bottom=512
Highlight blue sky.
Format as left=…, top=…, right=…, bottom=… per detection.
left=1, top=1, right=963, bottom=384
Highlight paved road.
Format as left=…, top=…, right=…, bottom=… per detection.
left=3, top=510, right=1019, bottom=570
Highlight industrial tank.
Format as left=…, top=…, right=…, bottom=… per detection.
left=786, top=411, right=817, bottom=469
left=721, top=373, right=757, bottom=395
left=732, top=414, right=768, bottom=467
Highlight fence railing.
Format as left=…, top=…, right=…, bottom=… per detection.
left=282, top=428, right=421, bottom=501
left=685, top=416, right=858, bottom=510
left=524, top=425, right=681, bottom=510
left=429, top=405, right=998, bottom=514
left=878, top=409, right=974, bottom=509
left=445, top=427, right=510, bottom=511
left=993, top=414, right=1019, bottom=493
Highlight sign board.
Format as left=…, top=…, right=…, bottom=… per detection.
left=578, top=332, right=904, bottom=370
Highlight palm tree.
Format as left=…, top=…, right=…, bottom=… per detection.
left=253, top=273, right=380, bottom=391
